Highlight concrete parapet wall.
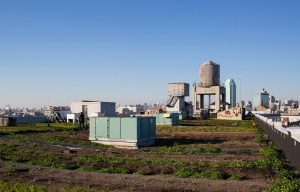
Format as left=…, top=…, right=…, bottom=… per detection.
left=255, top=114, right=300, bottom=172
left=16, top=116, right=47, bottom=124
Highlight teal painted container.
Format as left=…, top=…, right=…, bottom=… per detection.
left=89, top=117, right=156, bottom=148
left=147, top=113, right=179, bottom=126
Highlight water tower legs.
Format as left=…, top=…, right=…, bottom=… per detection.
left=193, top=85, right=226, bottom=117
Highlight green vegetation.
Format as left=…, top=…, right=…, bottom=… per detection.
left=134, top=169, right=152, bottom=175
left=3, top=167, right=28, bottom=173
left=260, top=144, right=285, bottom=160
left=259, top=143, right=300, bottom=191
left=77, top=166, right=98, bottom=172
left=1, top=125, right=110, bottom=149
left=266, top=178, right=300, bottom=192
left=179, top=119, right=254, bottom=127
left=157, top=119, right=259, bottom=133
left=98, top=167, right=130, bottom=174
left=0, top=180, right=99, bottom=192
left=253, top=135, right=268, bottom=143
left=77, top=166, right=130, bottom=174
left=0, top=180, right=46, bottom=192
left=28, top=160, right=77, bottom=170
left=0, top=123, right=73, bottom=135
left=173, top=168, right=227, bottom=180
left=157, top=125, right=258, bottom=133
left=228, top=175, right=244, bottom=181
left=146, top=145, right=223, bottom=155
left=74, top=155, right=283, bottom=169
left=0, top=155, right=26, bottom=163
left=1, top=120, right=300, bottom=191
left=7, top=134, right=111, bottom=149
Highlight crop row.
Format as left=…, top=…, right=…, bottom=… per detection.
left=156, top=125, right=260, bottom=133
left=1, top=136, right=260, bottom=157
left=180, top=119, right=254, bottom=126
left=0, top=179, right=96, bottom=192
left=74, top=155, right=285, bottom=169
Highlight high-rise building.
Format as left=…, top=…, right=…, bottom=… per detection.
left=224, top=79, right=236, bottom=108
left=252, top=88, right=270, bottom=110
left=269, top=95, right=276, bottom=104
left=284, top=100, right=292, bottom=106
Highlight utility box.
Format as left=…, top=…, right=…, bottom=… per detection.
left=146, top=113, right=179, bottom=126
left=89, top=117, right=156, bottom=148
left=168, top=83, right=189, bottom=96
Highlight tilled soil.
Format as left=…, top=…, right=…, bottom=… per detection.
left=0, top=161, right=272, bottom=192
left=0, top=128, right=275, bottom=191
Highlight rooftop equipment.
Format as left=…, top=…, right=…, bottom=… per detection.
left=165, top=83, right=191, bottom=119
left=89, top=116, right=156, bottom=149
left=193, top=60, right=226, bottom=116
left=200, top=60, right=220, bottom=87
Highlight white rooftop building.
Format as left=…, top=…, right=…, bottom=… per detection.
left=71, top=100, right=116, bottom=117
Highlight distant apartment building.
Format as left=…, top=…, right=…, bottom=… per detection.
left=269, top=95, right=276, bottom=104
left=44, top=106, right=70, bottom=118
left=145, top=107, right=164, bottom=114
left=292, top=100, right=299, bottom=109
left=252, top=88, right=270, bottom=111
left=283, top=99, right=299, bottom=109
left=245, top=101, right=252, bottom=111
left=117, top=105, right=144, bottom=115
left=224, top=79, right=236, bottom=109
left=285, top=100, right=293, bottom=106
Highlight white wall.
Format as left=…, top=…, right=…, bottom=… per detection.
left=71, top=101, right=116, bottom=117
left=71, top=102, right=100, bottom=117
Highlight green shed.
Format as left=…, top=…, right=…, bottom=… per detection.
left=146, top=113, right=179, bottom=126
left=89, top=117, right=156, bottom=148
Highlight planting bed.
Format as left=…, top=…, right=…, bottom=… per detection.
left=0, top=120, right=298, bottom=191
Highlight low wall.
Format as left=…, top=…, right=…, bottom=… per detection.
left=16, top=116, right=47, bottom=124
left=255, top=114, right=300, bottom=172
left=217, top=107, right=244, bottom=120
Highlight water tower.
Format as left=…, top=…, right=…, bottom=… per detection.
left=192, top=60, right=226, bottom=117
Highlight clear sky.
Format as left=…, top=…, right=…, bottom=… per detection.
left=0, top=0, right=299, bottom=108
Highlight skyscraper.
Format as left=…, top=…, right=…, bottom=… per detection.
left=252, top=88, right=270, bottom=110
left=225, top=79, right=237, bottom=108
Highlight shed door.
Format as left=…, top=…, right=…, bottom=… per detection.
left=95, top=118, right=109, bottom=138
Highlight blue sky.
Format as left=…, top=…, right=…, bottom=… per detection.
left=0, top=0, right=299, bottom=108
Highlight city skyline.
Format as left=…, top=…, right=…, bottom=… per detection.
left=1, top=0, right=300, bottom=108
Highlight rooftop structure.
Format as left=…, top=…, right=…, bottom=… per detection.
left=89, top=116, right=156, bottom=149
left=193, top=60, right=226, bottom=116
left=165, top=82, right=191, bottom=119
left=199, top=60, right=220, bottom=87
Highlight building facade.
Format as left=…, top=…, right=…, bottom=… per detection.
left=117, top=105, right=145, bottom=115
left=71, top=100, right=116, bottom=117
left=252, top=89, right=270, bottom=111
